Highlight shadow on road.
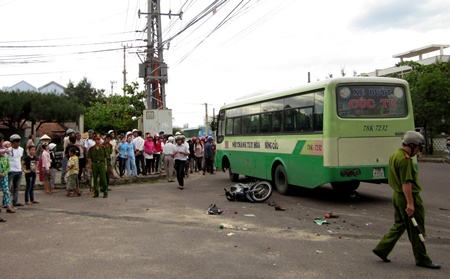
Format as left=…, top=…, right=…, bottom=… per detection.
left=228, top=174, right=391, bottom=206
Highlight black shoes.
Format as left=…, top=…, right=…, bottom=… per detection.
left=14, top=203, right=24, bottom=207
left=416, top=262, right=441, bottom=269
left=372, top=249, right=391, bottom=263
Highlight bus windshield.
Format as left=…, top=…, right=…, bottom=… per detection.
left=336, top=85, right=407, bottom=118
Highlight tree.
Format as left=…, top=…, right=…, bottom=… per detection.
left=393, top=62, right=450, bottom=154
left=123, top=81, right=146, bottom=113
left=84, top=96, right=139, bottom=133
left=84, top=82, right=146, bottom=133
left=64, top=78, right=104, bottom=107
left=0, top=91, right=83, bottom=134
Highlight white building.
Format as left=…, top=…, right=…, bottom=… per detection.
left=38, top=81, right=65, bottom=94
left=5, top=80, right=37, bottom=92
left=364, top=44, right=449, bottom=77
left=3, top=80, right=65, bottom=94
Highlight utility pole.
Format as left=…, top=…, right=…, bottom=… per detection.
left=139, top=0, right=180, bottom=109
left=110, top=80, right=117, bottom=95
left=204, top=103, right=209, bottom=137
left=122, top=45, right=127, bottom=95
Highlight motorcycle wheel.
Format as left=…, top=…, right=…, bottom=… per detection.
left=249, top=181, right=272, bottom=202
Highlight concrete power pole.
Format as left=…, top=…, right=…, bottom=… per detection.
left=204, top=103, right=209, bottom=137
left=122, top=45, right=127, bottom=95
left=140, top=0, right=181, bottom=109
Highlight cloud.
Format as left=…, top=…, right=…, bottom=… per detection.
left=353, top=0, right=450, bottom=30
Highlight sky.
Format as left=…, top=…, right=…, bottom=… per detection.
left=0, top=0, right=449, bottom=127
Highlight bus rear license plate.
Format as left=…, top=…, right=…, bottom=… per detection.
left=373, top=168, right=385, bottom=178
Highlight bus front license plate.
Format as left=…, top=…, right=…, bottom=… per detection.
left=373, top=168, right=385, bottom=178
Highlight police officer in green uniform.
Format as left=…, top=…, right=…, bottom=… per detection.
left=87, top=135, right=109, bottom=198
left=373, top=131, right=440, bottom=269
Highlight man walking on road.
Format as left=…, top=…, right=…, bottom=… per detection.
left=373, top=131, right=440, bottom=269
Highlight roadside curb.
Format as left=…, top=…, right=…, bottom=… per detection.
left=418, top=157, right=450, bottom=164
left=18, top=174, right=163, bottom=191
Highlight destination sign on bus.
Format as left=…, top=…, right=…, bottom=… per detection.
left=337, top=85, right=407, bottom=118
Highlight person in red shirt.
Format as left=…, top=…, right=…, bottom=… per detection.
left=153, top=135, right=163, bottom=174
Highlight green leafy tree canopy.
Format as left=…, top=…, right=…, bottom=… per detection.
left=0, top=91, right=84, bottom=133
left=84, top=82, right=146, bottom=133
left=65, top=77, right=105, bottom=107
left=393, top=61, right=450, bottom=153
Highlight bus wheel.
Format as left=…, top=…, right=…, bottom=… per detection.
left=274, top=164, right=290, bottom=195
left=229, top=168, right=239, bottom=182
left=331, top=181, right=360, bottom=195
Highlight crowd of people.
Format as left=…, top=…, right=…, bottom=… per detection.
left=0, top=128, right=217, bottom=222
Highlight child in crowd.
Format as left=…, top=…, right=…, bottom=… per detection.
left=0, top=141, right=15, bottom=214
left=23, top=146, right=39, bottom=205
left=66, top=148, right=80, bottom=197
left=48, top=143, right=58, bottom=192
left=40, top=143, right=52, bottom=194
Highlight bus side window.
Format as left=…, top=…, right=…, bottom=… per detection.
left=284, top=109, right=296, bottom=132
left=314, top=92, right=324, bottom=131
left=249, top=114, right=260, bottom=134
left=272, top=111, right=282, bottom=132
left=297, top=107, right=313, bottom=132
left=225, top=118, right=234, bottom=136
left=241, top=116, right=251, bottom=134
left=260, top=113, right=271, bottom=133
left=233, top=117, right=242, bottom=135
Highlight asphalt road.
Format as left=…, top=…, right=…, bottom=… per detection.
left=0, top=162, right=448, bottom=279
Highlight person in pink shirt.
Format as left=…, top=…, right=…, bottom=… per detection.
left=144, top=133, right=155, bottom=175
left=153, top=135, right=163, bottom=174
left=40, top=143, right=52, bottom=194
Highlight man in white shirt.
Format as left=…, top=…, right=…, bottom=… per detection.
left=132, top=131, right=145, bottom=175
left=8, top=134, right=24, bottom=207
left=163, top=137, right=176, bottom=182
left=84, top=129, right=96, bottom=151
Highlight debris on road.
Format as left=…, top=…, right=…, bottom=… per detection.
left=267, top=201, right=277, bottom=207
left=324, top=212, right=339, bottom=219
left=227, top=232, right=235, bottom=236
left=313, top=217, right=330, bottom=225
left=219, top=223, right=234, bottom=230
left=207, top=204, right=223, bottom=215
left=438, top=208, right=449, bottom=211
left=267, top=200, right=286, bottom=211
left=315, top=250, right=323, bottom=254
left=244, top=214, right=256, bottom=217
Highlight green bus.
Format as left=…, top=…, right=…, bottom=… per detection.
left=215, top=77, right=414, bottom=194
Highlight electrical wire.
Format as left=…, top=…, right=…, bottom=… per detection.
left=0, top=45, right=147, bottom=63
left=0, top=31, right=137, bottom=44
left=162, top=0, right=228, bottom=46
left=176, top=0, right=246, bottom=64
left=0, top=39, right=138, bottom=49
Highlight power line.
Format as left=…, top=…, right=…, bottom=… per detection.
left=0, top=45, right=147, bottom=63
left=0, top=70, right=71, bottom=77
left=0, top=39, right=139, bottom=48
left=0, top=31, right=137, bottom=44
left=176, top=0, right=246, bottom=64
left=162, top=0, right=229, bottom=46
